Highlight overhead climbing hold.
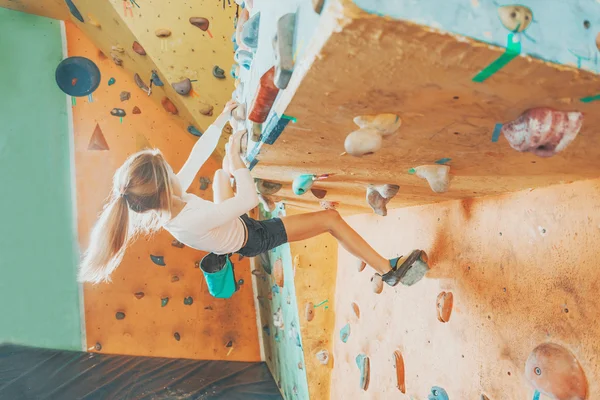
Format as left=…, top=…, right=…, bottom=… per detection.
left=150, top=254, right=166, bottom=266
left=394, top=350, right=406, bottom=393
left=410, top=165, right=451, bottom=193
left=174, top=332, right=181, bottom=341
left=436, top=291, right=454, bottom=323
left=525, top=343, right=588, bottom=400
left=64, top=0, right=84, bottom=22
left=151, top=70, right=163, bottom=86
left=55, top=57, right=101, bottom=97
left=111, top=45, right=124, bottom=54
left=371, top=274, right=383, bottom=294
left=498, top=5, right=533, bottom=32
left=199, top=104, right=214, bottom=116
left=171, top=276, right=179, bottom=283
left=501, top=108, right=584, bottom=157
left=187, top=126, right=202, bottom=137
left=110, top=108, right=126, bottom=117
left=344, top=129, right=383, bottom=157
left=134, top=292, right=144, bottom=299
left=155, top=29, right=171, bottom=38
left=94, top=342, right=102, bottom=351
left=132, top=41, right=146, bottom=55
left=241, top=12, right=261, bottom=50
left=273, top=13, right=295, bottom=89
left=255, top=179, right=282, bottom=195
left=120, top=91, right=131, bottom=102
left=312, top=0, right=325, bottom=14
left=340, top=323, right=351, bottom=343
left=249, top=67, right=279, bottom=123
left=111, top=53, right=123, bottom=66
left=184, top=296, right=193, bottom=305
left=258, top=194, right=277, bottom=212
left=354, top=114, right=401, bottom=136
left=115, top=312, right=126, bottom=320
left=172, top=78, right=192, bottom=96
left=273, top=258, right=284, bottom=287
left=199, top=177, right=211, bottom=190
left=88, top=124, right=109, bottom=151
left=161, top=297, right=169, bottom=307
left=132, top=106, right=141, bottom=114
left=213, top=66, right=226, bottom=79
left=161, top=97, right=178, bottom=115
left=311, top=189, right=327, bottom=199
left=429, top=386, right=450, bottom=400
left=87, top=14, right=100, bottom=28
left=292, top=173, right=333, bottom=195
left=108, top=77, right=116, bottom=86
left=356, top=354, right=370, bottom=391
left=189, top=17, right=210, bottom=31
left=305, top=302, right=315, bottom=321
left=366, top=184, right=400, bottom=216
left=316, top=350, right=329, bottom=365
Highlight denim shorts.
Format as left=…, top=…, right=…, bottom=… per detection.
left=237, top=214, right=288, bottom=257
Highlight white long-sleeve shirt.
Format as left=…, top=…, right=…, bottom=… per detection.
left=163, top=113, right=259, bottom=254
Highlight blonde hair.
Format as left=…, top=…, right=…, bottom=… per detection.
left=79, top=149, right=174, bottom=284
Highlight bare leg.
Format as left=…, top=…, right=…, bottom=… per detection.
left=213, top=169, right=234, bottom=204
left=281, top=209, right=391, bottom=274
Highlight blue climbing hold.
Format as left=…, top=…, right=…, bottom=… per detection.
left=151, top=70, right=164, bottom=86
left=272, top=284, right=280, bottom=294
left=235, top=49, right=253, bottom=70
left=64, top=0, right=84, bottom=22
left=55, top=57, right=101, bottom=97
left=428, top=386, right=449, bottom=400
left=150, top=254, right=166, bottom=266
left=108, top=77, right=116, bottom=86
left=340, top=323, right=351, bottom=343
left=187, top=125, right=203, bottom=137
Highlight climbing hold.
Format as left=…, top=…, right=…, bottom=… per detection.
left=371, top=274, right=383, bottom=294
left=305, top=302, right=315, bottom=321
left=87, top=14, right=101, bottom=28
left=344, top=129, right=383, bottom=157
left=174, top=332, right=181, bottom=341
left=298, top=362, right=303, bottom=370
left=150, top=255, right=165, bottom=266
left=189, top=17, right=210, bottom=31
left=258, top=194, right=277, bottom=212
left=596, top=32, right=600, bottom=51
left=110, top=108, right=126, bottom=117
left=481, top=395, right=490, bottom=400
left=108, top=77, right=116, bottom=86
left=132, top=106, right=141, bottom=114
left=501, top=108, right=584, bottom=157
left=310, top=189, right=327, bottom=199
left=354, top=114, right=401, bottom=136
left=255, top=179, right=282, bottom=195
left=436, top=291, right=454, bottom=323
left=366, top=184, right=400, bottom=216
left=170, top=239, right=184, bottom=249
left=394, top=350, right=406, bottom=393
left=111, top=45, right=124, bottom=54
left=111, top=53, right=123, bottom=66
left=292, top=173, right=333, bottom=195
left=161, top=297, right=169, bottom=307
left=273, top=308, right=284, bottom=329
left=241, top=12, right=260, bottom=50
left=232, top=103, right=246, bottom=121
left=429, top=386, right=450, bottom=400
left=340, top=323, right=351, bottom=343
left=120, top=91, right=131, bottom=102
left=316, top=350, right=329, bottom=365
left=411, top=165, right=451, bottom=193
left=172, top=78, right=192, bottom=96
left=273, top=258, right=284, bottom=287
left=171, top=275, right=179, bottom=283
left=312, top=0, right=325, bottom=14
left=525, top=343, right=588, bottom=400
left=187, top=126, right=203, bottom=137
left=199, top=104, right=214, bottom=116
left=64, top=0, right=84, bottom=22
left=55, top=57, right=101, bottom=97
left=351, top=302, right=360, bottom=318
left=155, top=29, right=171, bottom=38
left=150, top=71, right=163, bottom=87
left=132, top=41, right=146, bottom=55
left=184, top=296, right=193, bottom=305
left=88, top=124, right=109, bottom=151
left=133, top=74, right=150, bottom=95
left=251, top=123, right=262, bottom=142
left=498, top=5, right=533, bottom=32
left=115, top=312, right=126, bottom=320
left=94, top=342, right=102, bottom=351
left=199, top=177, right=211, bottom=190
left=161, top=97, right=178, bottom=115
left=356, top=354, right=370, bottom=391
left=226, top=340, right=233, bottom=348
left=134, top=292, right=144, bottom=299
left=249, top=67, right=279, bottom=123
left=356, top=259, right=367, bottom=272
left=390, top=249, right=430, bottom=287
left=320, top=200, right=338, bottom=210
left=213, top=66, right=226, bottom=79
left=273, top=13, right=295, bottom=89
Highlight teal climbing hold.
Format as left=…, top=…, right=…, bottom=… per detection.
left=340, top=323, right=351, bottom=343
left=428, top=386, right=449, bottom=400
left=187, top=126, right=203, bottom=137
left=184, top=296, right=193, bottom=305
left=108, top=77, right=116, bottom=86
left=65, top=0, right=84, bottom=22
left=161, top=297, right=169, bottom=307
left=150, top=255, right=166, bottom=266
left=292, top=174, right=333, bottom=195
left=151, top=70, right=164, bottom=86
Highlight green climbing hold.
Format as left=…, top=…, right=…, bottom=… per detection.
left=340, top=323, right=351, bottom=343
left=108, top=77, right=116, bottom=86
left=115, top=312, right=125, bottom=320
left=184, top=296, right=194, bottom=305
left=408, top=168, right=416, bottom=175
left=161, top=297, right=169, bottom=307
left=151, top=255, right=166, bottom=266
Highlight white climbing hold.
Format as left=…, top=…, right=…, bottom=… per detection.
left=344, top=128, right=382, bottom=157
left=412, top=165, right=450, bottom=193
left=316, top=349, right=329, bottom=365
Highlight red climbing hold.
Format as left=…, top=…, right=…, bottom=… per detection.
left=249, top=67, right=279, bottom=123
left=132, top=106, right=141, bottom=115
left=88, top=124, right=109, bottom=151
left=132, top=41, right=146, bottom=56
left=161, top=97, right=178, bottom=115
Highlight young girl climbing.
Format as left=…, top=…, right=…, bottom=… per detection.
left=78, top=101, right=428, bottom=291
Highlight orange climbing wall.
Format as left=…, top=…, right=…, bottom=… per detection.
left=68, top=22, right=260, bottom=362
left=331, top=178, right=600, bottom=398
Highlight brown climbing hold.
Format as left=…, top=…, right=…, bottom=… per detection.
left=133, top=73, right=150, bottom=94
left=366, top=184, right=400, bottom=216
left=498, top=5, right=533, bottom=32
left=305, top=302, right=315, bottom=321
left=115, top=312, right=126, bottom=320
left=189, top=17, right=210, bottom=31
left=199, top=104, right=214, bottom=116
left=258, top=194, right=277, bottom=213
left=199, top=176, right=211, bottom=190
left=155, top=29, right=171, bottom=38
left=94, top=342, right=102, bottom=351
left=161, top=97, right=178, bottom=115
left=394, top=350, right=406, bottom=393
left=312, top=0, right=325, bottom=14
left=132, top=106, right=141, bottom=115
left=255, top=179, right=282, bottom=195
left=226, top=340, right=233, bottom=348
left=345, top=129, right=383, bottom=157
left=111, top=53, right=123, bottom=66
left=171, top=275, right=179, bottom=283
left=356, top=354, right=370, bottom=391
left=525, top=343, right=588, bottom=400
left=174, top=332, right=181, bottom=341
left=132, top=41, right=146, bottom=55
left=120, top=91, right=131, bottom=102
left=351, top=302, right=360, bottom=319
left=436, top=291, right=454, bottom=323
left=481, top=395, right=490, bottom=400
left=195, top=261, right=200, bottom=268
left=134, top=292, right=144, bottom=299
left=88, top=124, right=109, bottom=151
left=311, top=189, right=327, bottom=199
left=171, top=239, right=184, bottom=248
left=249, top=67, right=279, bottom=123
left=172, top=78, right=192, bottom=96
left=222, top=122, right=233, bottom=135
left=251, top=123, right=262, bottom=141
left=97, top=50, right=107, bottom=60
left=371, top=274, right=383, bottom=294
left=273, top=258, right=284, bottom=287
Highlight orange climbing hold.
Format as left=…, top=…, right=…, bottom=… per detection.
left=273, top=258, right=284, bottom=287
left=351, top=302, right=360, bottom=319
left=394, top=350, right=406, bottom=393
left=305, top=302, right=315, bottom=321
left=436, top=291, right=454, bottom=323
left=88, top=124, right=109, bottom=151
left=161, top=97, right=178, bottom=115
